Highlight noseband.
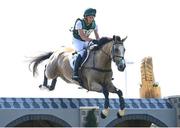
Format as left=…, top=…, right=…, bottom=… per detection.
left=83, top=36, right=125, bottom=73
left=100, top=40, right=125, bottom=62
left=112, top=42, right=125, bottom=62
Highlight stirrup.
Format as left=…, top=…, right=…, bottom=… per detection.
left=72, top=75, right=79, bottom=80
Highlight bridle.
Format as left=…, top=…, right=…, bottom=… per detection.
left=100, top=39, right=125, bottom=63
left=112, top=41, right=125, bottom=63
left=84, top=36, right=126, bottom=73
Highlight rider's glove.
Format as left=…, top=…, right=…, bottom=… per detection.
left=89, top=40, right=98, bottom=50
left=92, top=39, right=99, bottom=44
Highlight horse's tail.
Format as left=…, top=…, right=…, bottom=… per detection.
left=29, top=52, right=53, bottom=76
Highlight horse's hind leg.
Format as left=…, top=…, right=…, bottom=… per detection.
left=39, top=76, right=57, bottom=91
left=39, top=65, right=57, bottom=91
left=39, top=66, right=48, bottom=89
left=48, top=78, right=57, bottom=91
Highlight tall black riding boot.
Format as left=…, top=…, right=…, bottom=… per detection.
left=72, top=55, right=82, bottom=80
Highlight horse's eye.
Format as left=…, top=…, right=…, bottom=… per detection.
left=114, top=48, right=119, bottom=52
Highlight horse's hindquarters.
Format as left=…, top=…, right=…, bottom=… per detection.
left=45, top=53, right=60, bottom=79
left=45, top=63, right=57, bottom=79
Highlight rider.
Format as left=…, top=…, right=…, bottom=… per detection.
left=72, top=8, right=100, bottom=80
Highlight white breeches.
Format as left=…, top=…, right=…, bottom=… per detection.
left=72, top=37, right=88, bottom=57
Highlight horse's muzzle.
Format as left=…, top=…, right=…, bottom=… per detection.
left=117, top=59, right=126, bottom=72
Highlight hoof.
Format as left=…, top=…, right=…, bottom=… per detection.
left=117, top=109, right=125, bottom=118
left=49, top=86, right=55, bottom=91
left=39, top=84, right=50, bottom=90
left=72, top=76, right=79, bottom=81
left=117, top=112, right=122, bottom=118
left=101, top=108, right=109, bottom=119
left=101, top=112, right=107, bottom=119
left=39, top=85, right=47, bottom=90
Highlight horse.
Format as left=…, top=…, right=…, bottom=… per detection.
left=29, top=35, right=127, bottom=118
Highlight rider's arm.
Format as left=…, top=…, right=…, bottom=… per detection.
left=94, top=29, right=100, bottom=40
left=75, top=20, right=92, bottom=42
left=78, top=29, right=92, bottom=42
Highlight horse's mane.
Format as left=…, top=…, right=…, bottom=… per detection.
left=95, top=37, right=113, bottom=50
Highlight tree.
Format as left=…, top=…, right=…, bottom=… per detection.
left=84, top=109, right=98, bottom=127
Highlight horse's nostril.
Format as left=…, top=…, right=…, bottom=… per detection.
left=118, top=64, right=126, bottom=72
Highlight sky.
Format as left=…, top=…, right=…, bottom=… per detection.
left=0, top=0, right=180, bottom=98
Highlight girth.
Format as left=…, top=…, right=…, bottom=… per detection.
left=83, top=67, right=112, bottom=73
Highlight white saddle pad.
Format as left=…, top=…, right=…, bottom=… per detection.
left=68, top=53, right=78, bottom=70
left=68, top=49, right=90, bottom=70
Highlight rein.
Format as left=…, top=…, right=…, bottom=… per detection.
left=100, top=42, right=124, bottom=62
left=83, top=50, right=112, bottom=73
left=83, top=67, right=112, bottom=72
left=83, top=41, right=114, bottom=73
left=82, top=38, right=124, bottom=73
left=100, top=49, right=112, bottom=61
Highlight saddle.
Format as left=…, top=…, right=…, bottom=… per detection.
left=69, top=43, right=98, bottom=70
left=69, top=37, right=113, bottom=85
left=69, top=48, right=89, bottom=70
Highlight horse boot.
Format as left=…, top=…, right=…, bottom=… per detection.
left=72, top=54, right=82, bottom=81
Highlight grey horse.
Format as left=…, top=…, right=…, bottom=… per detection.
left=29, top=35, right=127, bottom=118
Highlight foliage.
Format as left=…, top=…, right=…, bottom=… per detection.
left=84, top=109, right=98, bottom=127
left=153, top=82, right=159, bottom=87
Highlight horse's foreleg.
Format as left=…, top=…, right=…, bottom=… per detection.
left=101, top=86, right=110, bottom=119
left=103, top=86, right=109, bottom=109
left=108, top=84, right=125, bottom=118
left=89, top=82, right=109, bottom=119
left=116, top=89, right=125, bottom=110
left=115, top=89, right=125, bottom=118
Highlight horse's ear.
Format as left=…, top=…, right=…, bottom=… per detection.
left=117, top=36, right=121, bottom=41
left=122, top=36, right=128, bottom=43
left=113, top=35, right=116, bottom=41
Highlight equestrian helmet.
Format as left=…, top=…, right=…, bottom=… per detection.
left=83, top=8, right=96, bottom=17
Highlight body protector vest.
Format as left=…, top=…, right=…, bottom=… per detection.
left=73, top=18, right=96, bottom=41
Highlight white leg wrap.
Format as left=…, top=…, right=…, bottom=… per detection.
left=102, top=108, right=109, bottom=117
left=118, top=109, right=125, bottom=116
